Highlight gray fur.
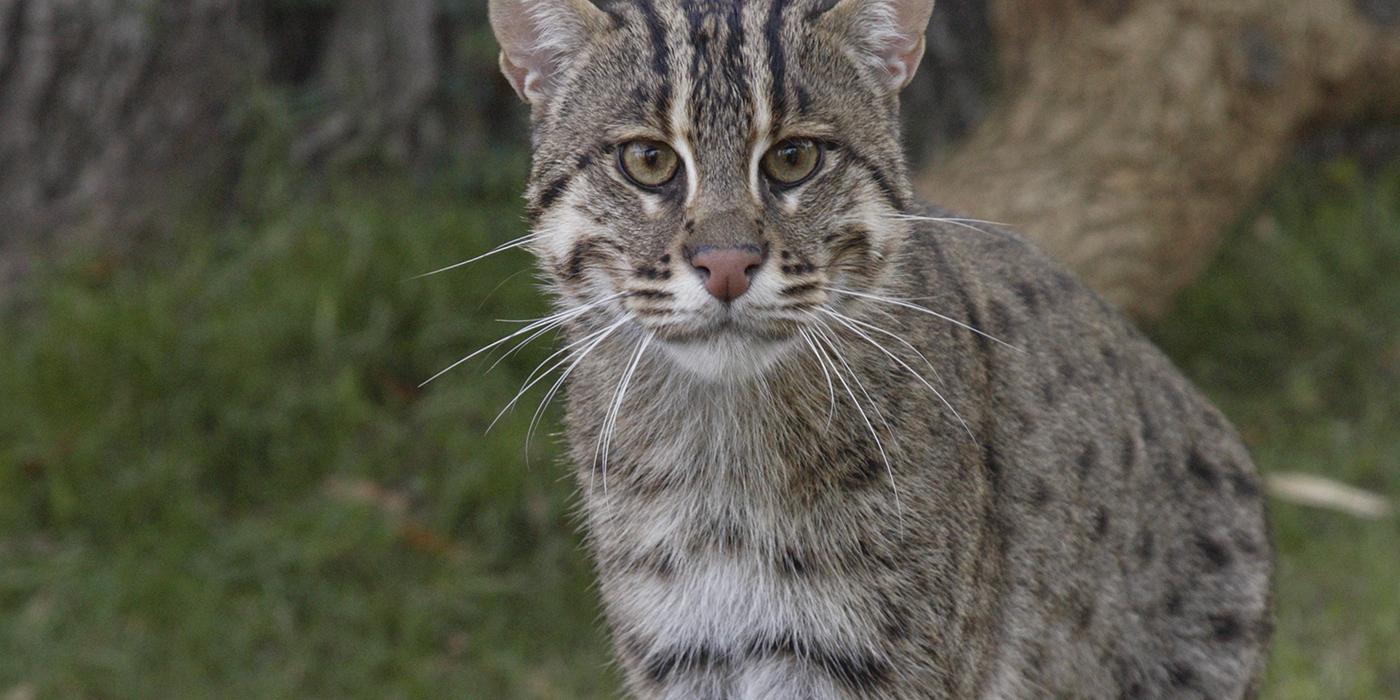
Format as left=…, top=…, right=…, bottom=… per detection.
left=487, top=0, right=1273, bottom=697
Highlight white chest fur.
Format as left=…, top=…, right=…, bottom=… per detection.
left=586, top=409, right=884, bottom=697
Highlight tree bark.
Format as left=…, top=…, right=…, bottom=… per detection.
left=916, top=0, right=1400, bottom=318
left=0, top=0, right=253, bottom=284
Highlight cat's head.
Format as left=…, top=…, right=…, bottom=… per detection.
left=489, top=0, right=934, bottom=380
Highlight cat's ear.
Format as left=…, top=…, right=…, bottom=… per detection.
left=820, top=0, right=936, bottom=92
left=488, top=0, right=607, bottom=105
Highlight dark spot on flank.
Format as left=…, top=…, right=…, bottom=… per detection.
left=988, top=299, right=1014, bottom=336
left=1101, top=345, right=1121, bottom=373
left=1013, top=281, right=1040, bottom=315
left=1232, top=529, right=1263, bottom=556
left=1092, top=507, right=1110, bottom=540
left=1187, top=449, right=1220, bottom=487
left=1164, top=589, right=1184, bottom=616
left=1077, top=442, right=1099, bottom=478
left=1135, top=529, right=1155, bottom=564
left=1025, top=641, right=1047, bottom=672
left=1057, top=357, right=1079, bottom=385
left=1112, top=655, right=1147, bottom=700
left=1074, top=594, right=1096, bottom=632
left=982, top=443, right=1005, bottom=481
left=1165, top=661, right=1198, bottom=689
left=1209, top=613, right=1243, bottom=642
left=1229, top=468, right=1262, bottom=498
left=1196, top=533, right=1232, bottom=570
left=1120, top=435, right=1136, bottom=471
left=1028, top=477, right=1051, bottom=507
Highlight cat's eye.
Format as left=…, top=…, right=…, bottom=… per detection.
left=761, top=138, right=823, bottom=187
left=618, top=140, right=680, bottom=189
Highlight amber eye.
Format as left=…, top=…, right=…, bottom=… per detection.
left=618, top=140, right=680, bottom=189
left=761, top=138, right=823, bottom=186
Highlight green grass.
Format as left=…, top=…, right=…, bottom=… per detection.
left=1, top=160, right=1398, bottom=698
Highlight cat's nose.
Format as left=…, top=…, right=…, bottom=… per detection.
left=687, top=245, right=765, bottom=303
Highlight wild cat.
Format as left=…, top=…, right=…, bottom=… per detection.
left=481, top=0, right=1273, bottom=697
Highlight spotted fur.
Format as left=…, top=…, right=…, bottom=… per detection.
left=487, top=1, right=1273, bottom=697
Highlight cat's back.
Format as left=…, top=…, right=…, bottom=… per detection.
left=902, top=214, right=1274, bottom=698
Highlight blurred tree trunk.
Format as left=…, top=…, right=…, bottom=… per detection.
left=916, top=0, right=1400, bottom=318
left=0, top=0, right=253, bottom=284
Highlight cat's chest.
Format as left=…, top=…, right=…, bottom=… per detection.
left=588, top=431, right=881, bottom=667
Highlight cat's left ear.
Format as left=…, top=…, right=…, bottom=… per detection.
left=821, top=0, right=936, bottom=92
left=489, top=0, right=608, bottom=105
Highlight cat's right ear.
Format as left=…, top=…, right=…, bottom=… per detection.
left=488, top=0, right=607, bottom=105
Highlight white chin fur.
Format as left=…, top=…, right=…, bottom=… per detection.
left=658, top=332, right=798, bottom=383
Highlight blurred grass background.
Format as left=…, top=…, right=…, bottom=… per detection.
left=1, top=154, right=1398, bottom=698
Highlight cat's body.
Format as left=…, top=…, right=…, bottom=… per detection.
left=487, top=0, right=1273, bottom=697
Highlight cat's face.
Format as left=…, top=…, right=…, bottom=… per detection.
left=491, top=0, right=933, bottom=379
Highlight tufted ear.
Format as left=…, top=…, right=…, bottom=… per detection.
left=821, top=0, right=936, bottom=92
left=489, top=0, right=608, bottom=105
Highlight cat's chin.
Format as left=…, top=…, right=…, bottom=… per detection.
left=655, top=329, right=800, bottom=383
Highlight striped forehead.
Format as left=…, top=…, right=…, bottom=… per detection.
left=606, top=0, right=815, bottom=148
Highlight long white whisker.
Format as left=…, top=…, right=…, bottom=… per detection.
left=798, top=328, right=837, bottom=428
left=410, top=234, right=538, bottom=280
left=527, top=318, right=629, bottom=453
left=825, top=286, right=1024, bottom=353
left=825, top=308, right=946, bottom=385
left=884, top=213, right=1013, bottom=236
left=419, top=296, right=617, bottom=388
left=819, top=309, right=974, bottom=441
left=488, top=318, right=627, bottom=433
left=807, top=320, right=902, bottom=524
left=593, top=332, right=653, bottom=495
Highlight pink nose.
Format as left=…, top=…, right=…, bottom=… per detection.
left=689, top=246, right=765, bottom=303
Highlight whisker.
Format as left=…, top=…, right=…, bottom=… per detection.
left=806, top=320, right=903, bottom=524
left=490, top=317, right=628, bottom=434
left=410, top=233, right=538, bottom=280
left=527, top=318, right=630, bottom=453
left=419, top=296, right=618, bottom=387
left=797, top=328, right=838, bottom=428
left=884, top=213, right=1012, bottom=232
left=593, top=332, right=654, bottom=495
left=819, top=309, right=974, bottom=441
left=824, top=286, right=1024, bottom=353
left=822, top=308, right=945, bottom=385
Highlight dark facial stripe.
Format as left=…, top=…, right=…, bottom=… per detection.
left=840, top=145, right=905, bottom=211
left=527, top=149, right=600, bottom=225
left=629, top=0, right=674, bottom=131
left=765, top=0, right=792, bottom=131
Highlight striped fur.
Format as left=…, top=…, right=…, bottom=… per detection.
left=487, top=1, right=1273, bottom=697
